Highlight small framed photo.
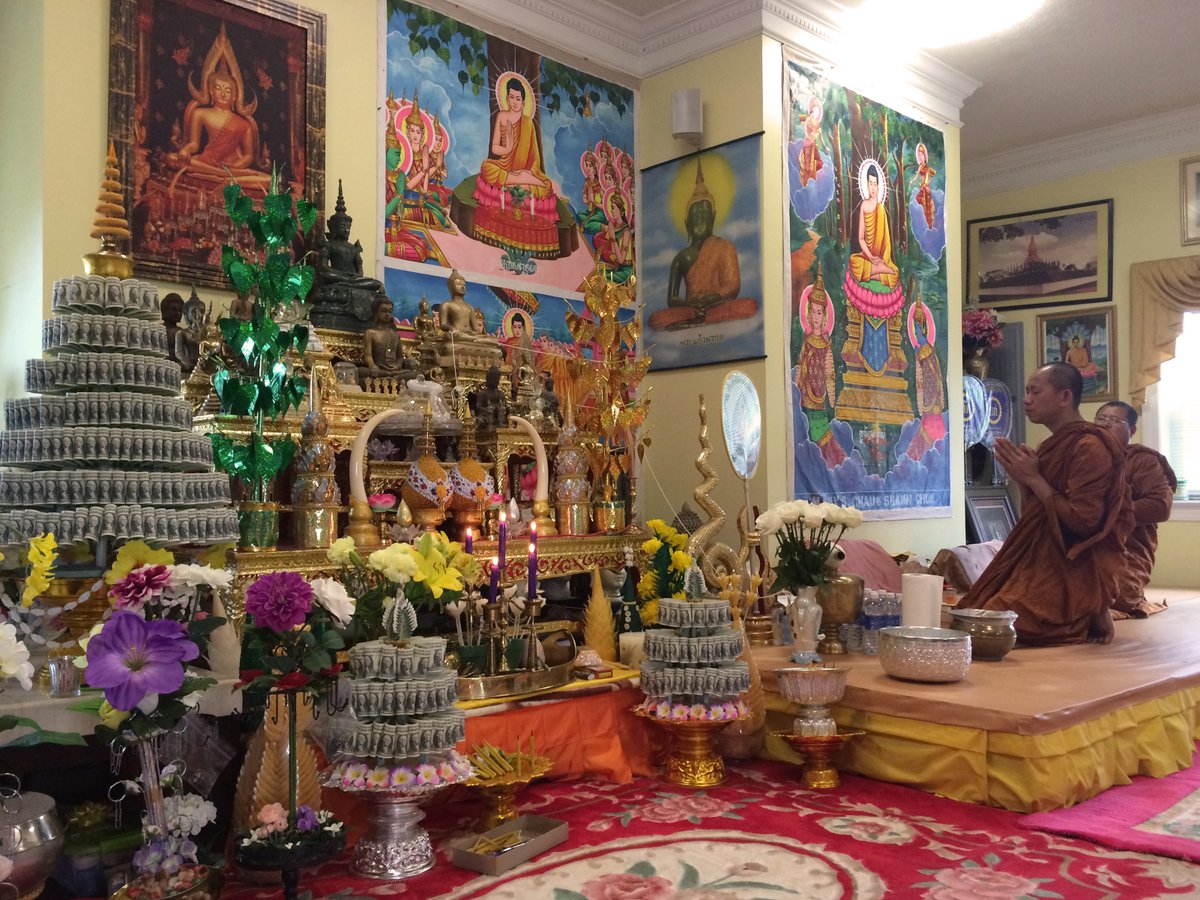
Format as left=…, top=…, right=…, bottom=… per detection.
left=1036, top=305, right=1117, bottom=403
left=965, top=487, right=1016, bottom=544
left=966, top=199, right=1113, bottom=311
left=1181, top=155, right=1200, bottom=246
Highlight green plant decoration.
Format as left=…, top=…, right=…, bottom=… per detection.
left=210, top=172, right=318, bottom=503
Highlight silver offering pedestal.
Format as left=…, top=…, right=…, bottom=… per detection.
left=344, top=784, right=451, bottom=880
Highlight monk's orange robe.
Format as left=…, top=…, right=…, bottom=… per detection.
left=958, top=421, right=1132, bottom=645
left=1112, top=444, right=1176, bottom=617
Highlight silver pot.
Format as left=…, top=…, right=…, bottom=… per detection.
left=0, top=790, right=65, bottom=897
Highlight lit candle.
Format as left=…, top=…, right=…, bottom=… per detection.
left=464, top=527, right=473, bottom=555
left=488, top=556, right=500, bottom=604
left=527, top=540, right=537, bottom=600
left=497, top=511, right=508, bottom=569
left=529, top=519, right=537, bottom=552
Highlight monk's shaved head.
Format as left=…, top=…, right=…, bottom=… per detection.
left=1038, top=362, right=1083, bottom=408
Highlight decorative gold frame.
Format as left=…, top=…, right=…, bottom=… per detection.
left=107, top=0, right=326, bottom=287
left=1035, top=305, right=1117, bottom=403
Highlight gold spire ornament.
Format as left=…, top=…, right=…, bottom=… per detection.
left=687, top=158, right=715, bottom=212
left=83, top=141, right=134, bottom=278
left=583, top=569, right=617, bottom=662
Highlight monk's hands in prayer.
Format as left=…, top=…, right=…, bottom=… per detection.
left=994, top=438, right=1055, bottom=502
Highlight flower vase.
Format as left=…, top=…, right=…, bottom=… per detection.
left=964, top=345, right=990, bottom=380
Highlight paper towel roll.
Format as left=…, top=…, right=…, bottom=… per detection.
left=901, top=573, right=945, bottom=628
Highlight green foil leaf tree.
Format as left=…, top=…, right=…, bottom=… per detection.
left=210, top=171, right=318, bottom=503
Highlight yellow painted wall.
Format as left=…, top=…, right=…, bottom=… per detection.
left=964, top=152, right=1200, bottom=587
left=639, top=38, right=967, bottom=560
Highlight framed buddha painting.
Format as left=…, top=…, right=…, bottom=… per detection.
left=107, top=0, right=327, bottom=287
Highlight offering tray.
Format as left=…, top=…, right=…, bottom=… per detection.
left=774, top=729, right=865, bottom=789
left=465, top=753, right=554, bottom=830
left=455, top=660, right=573, bottom=701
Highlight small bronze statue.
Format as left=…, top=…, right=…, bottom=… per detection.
left=474, top=364, right=509, bottom=430
left=161, top=292, right=184, bottom=364
left=175, top=288, right=210, bottom=374
left=361, top=297, right=404, bottom=379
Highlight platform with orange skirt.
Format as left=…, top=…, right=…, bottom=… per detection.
left=758, top=588, right=1200, bottom=812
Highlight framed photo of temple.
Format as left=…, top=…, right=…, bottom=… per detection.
left=1181, top=155, right=1200, bottom=245
left=640, top=134, right=765, bottom=371
left=107, top=0, right=327, bottom=288
left=1036, top=305, right=1117, bottom=403
left=966, top=199, right=1113, bottom=311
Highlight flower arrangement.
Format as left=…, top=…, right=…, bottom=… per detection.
left=238, top=802, right=343, bottom=850
left=635, top=698, right=750, bottom=722
left=637, top=519, right=694, bottom=625
left=962, top=306, right=1004, bottom=349
left=236, top=570, right=353, bottom=699
left=755, top=500, right=863, bottom=591
left=327, top=533, right=480, bottom=643
left=74, top=553, right=232, bottom=740
left=0, top=621, right=33, bottom=691
left=326, top=750, right=473, bottom=793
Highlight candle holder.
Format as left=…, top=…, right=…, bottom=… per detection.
left=483, top=602, right=510, bottom=675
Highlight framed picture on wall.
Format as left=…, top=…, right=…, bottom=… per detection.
left=107, top=0, right=327, bottom=288
left=1181, top=155, right=1200, bottom=246
left=965, top=487, right=1016, bottom=544
left=1036, top=305, right=1117, bottom=403
left=966, top=199, right=1113, bottom=311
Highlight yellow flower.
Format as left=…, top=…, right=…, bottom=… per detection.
left=410, top=544, right=462, bottom=600
left=22, top=570, right=52, bottom=607
left=328, top=536, right=357, bottom=566
left=642, top=538, right=662, bottom=556
left=99, top=701, right=131, bottom=730
left=641, top=598, right=659, bottom=626
left=671, top=590, right=686, bottom=600
left=668, top=531, right=689, bottom=551
left=202, top=543, right=235, bottom=570
left=28, top=532, right=58, bottom=567
left=75, top=623, right=105, bottom=668
left=450, top=550, right=482, bottom=586
left=106, top=539, right=173, bottom=584
left=668, top=550, right=692, bottom=573
left=637, top=570, right=658, bottom=600
left=646, top=518, right=668, bottom=536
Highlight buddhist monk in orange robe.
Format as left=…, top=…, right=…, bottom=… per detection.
left=1094, top=401, right=1176, bottom=617
left=958, top=363, right=1132, bottom=645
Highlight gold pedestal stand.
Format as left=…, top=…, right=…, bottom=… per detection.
left=640, top=713, right=732, bottom=787
left=775, top=730, right=864, bottom=789
left=466, top=755, right=553, bottom=831
left=743, top=614, right=774, bottom=647
left=815, top=575, right=864, bottom=656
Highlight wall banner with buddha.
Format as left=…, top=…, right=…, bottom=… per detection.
left=783, top=58, right=950, bottom=518
left=379, top=0, right=637, bottom=349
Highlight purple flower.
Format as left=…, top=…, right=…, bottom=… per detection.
left=84, top=611, right=198, bottom=711
left=110, top=564, right=172, bottom=613
left=245, top=571, right=314, bottom=632
left=295, top=805, right=318, bottom=831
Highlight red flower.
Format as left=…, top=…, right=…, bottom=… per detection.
left=274, top=672, right=310, bottom=691
left=235, top=669, right=264, bottom=689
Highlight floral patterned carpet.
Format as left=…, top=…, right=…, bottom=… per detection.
left=221, top=760, right=1200, bottom=899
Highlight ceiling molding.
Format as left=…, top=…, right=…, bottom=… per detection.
left=963, top=104, right=1200, bottom=199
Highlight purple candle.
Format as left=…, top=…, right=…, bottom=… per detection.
left=464, top=527, right=473, bottom=555
left=497, top=512, right=508, bottom=569
left=527, top=541, right=537, bottom=600
left=488, top=556, right=500, bottom=604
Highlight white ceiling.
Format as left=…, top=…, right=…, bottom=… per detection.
left=440, top=0, right=1200, bottom=193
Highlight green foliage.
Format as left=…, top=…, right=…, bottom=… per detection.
left=0, top=715, right=87, bottom=748
left=212, top=172, right=316, bottom=502
left=541, top=59, right=631, bottom=118
left=238, top=608, right=346, bottom=700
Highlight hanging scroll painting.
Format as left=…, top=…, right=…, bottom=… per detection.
left=380, top=0, right=637, bottom=344
left=784, top=58, right=950, bottom=518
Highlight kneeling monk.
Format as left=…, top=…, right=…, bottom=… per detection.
left=957, top=363, right=1132, bottom=645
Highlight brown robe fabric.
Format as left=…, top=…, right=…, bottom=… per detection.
left=958, top=421, right=1133, bottom=645
left=1112, top=444, right=1176, bottom=617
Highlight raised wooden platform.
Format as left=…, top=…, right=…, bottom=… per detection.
left=757, top=588, right=1200, bottom=812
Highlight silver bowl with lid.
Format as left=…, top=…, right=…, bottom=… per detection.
left=0, top=785, right=65, bottom=898
left=879, top=626, right=972, bottom=683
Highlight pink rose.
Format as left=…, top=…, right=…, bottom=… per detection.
left=820, top=815, right=914, bottom=844
left=257, top=802, right=287, bottom=833
left=581, top=872, right=675, bottom=900
left=927, top=866, right=1040, bottom=899
left=639, top=794, right=734, bottom=824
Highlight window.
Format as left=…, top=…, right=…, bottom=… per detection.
left=1143, top=310, right=1200, bottom=516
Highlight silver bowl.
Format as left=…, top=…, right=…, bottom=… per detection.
left=879, top=626, right=971, bottom=683
left=774, top=666, right=848, bottom=706
left=0, top=790, right=65, bottom=897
